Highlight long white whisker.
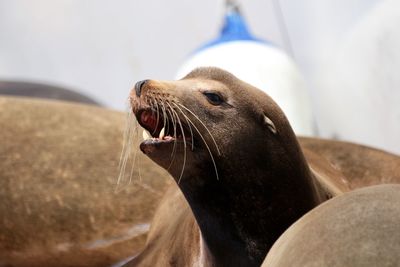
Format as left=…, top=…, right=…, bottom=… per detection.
left=129, top=125, right=140, bottom=184
left=158, top=97, right=167, bottom=135
left=118, top=111, right=132, bottom=170
left=173, top=103, right=195, bottom=150
left=168, top=103, right=187, bottom=183
left=178, top=103, right=221, bottom=156
left=137, top=150, right=143, bottom=182
left=117, top=119, right=142, bottom=196
left=174, top=103, right=219, bottom=180
left=117, top=110, right=137, bottom=186
left=165, top=101, right=178, bottom=170
left=149, top=97, right=160, bottom=136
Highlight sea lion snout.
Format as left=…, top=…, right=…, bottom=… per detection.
left=134, top=79, right=149, bottom=97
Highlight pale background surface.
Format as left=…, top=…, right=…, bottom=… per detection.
left=1, top=0, right=399, bottom=154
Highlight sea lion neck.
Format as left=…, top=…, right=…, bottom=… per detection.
left=176, top=134, right=319, bottom=266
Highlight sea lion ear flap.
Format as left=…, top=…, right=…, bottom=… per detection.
left=263, top=114, right=277, bottom=134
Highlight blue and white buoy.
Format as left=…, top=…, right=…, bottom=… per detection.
left=176, top=1, right=314, bottom=136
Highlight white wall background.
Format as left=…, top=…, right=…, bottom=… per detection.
left=1, top=0, right=399, bottom=154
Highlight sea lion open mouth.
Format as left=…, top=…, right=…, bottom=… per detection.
left=129, top=77, right=221, bottom=181
left=135, top=108, right=193, bottom=149
left=131, top=80, right=198, bottom=162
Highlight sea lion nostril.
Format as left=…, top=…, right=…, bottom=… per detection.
left=135, top=79, right=149, bottom=97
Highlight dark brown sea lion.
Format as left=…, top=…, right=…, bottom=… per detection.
left=123, top=67, right=365, bottom=266
left=263, top=184, right=400, bottom=267
left=0, top=96, right=170, bottom=267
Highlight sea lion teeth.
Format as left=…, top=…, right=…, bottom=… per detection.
left=159, top=127, right=165, bottom=140
left=142, top=129, right=151, bottom=140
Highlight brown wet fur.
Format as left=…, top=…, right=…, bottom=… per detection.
left=124, top=67, right=400, bottom=267
left=0, top=96, right=171, bottom=267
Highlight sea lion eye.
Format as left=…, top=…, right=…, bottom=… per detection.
left=203, top=92, right=224, bottom=105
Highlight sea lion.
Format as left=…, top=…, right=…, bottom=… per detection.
left=263, top=184, right=400, bottom=267
left=123, top=67, right=353, bottom=266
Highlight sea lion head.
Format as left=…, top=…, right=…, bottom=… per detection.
left=130, top=67, right=300, bottom=185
